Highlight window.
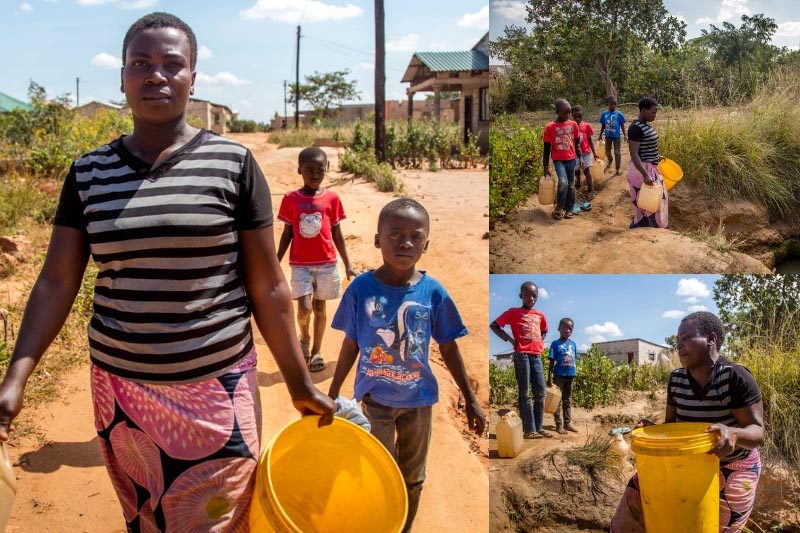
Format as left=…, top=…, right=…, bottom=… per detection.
left=648, top=352, right=656, bottom=361
left=479, top=87, right=488, bottom=121
left=214, top=113, right=220, bottom=125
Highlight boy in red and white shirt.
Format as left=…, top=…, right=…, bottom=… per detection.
left=572, top=105, right=598, bottom=201
left=543, top=99, right=581, bottom=220
left=278, top=147, right=357, bottom=372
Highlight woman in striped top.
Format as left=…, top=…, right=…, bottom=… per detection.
left=627, top=97, right=669, bottom=228
left=0, top=13, right=335, bottom=531
left=611, top=312, right=765, bottom=532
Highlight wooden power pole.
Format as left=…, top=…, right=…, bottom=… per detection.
left=374, top=0, right=386, bottom=162
left=295, top=25, right=301, bottom=129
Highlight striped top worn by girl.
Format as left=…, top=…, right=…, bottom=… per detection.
left=628, top=119, right=660, bottom=164
left=54, top=130, right=273, bottom=384
left=667, top=357, right=762, bottom=464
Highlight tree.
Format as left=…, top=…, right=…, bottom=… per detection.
left=713, top=274, right=800, bottom=349
left=288, top=70, right=360, bottom=120
left=523, top=0, right=686, bottom=98
left=664, top=335, right=678, bottom=349
left=697, top=14, right=780, bottom=75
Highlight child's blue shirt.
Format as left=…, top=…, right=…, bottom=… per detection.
left=600, top=110, right=626, bottom=139
left=332, top=271, right=467, bottom=408
left=548, top=338, right=579, bottom=377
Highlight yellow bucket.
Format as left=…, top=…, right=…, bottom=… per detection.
left=657, top=158, right=683, bottom=191
left=250, top=416, right=408, bottom=532
left=631, top=422, right=720, bottom=533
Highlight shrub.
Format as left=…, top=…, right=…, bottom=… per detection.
left=490, top=363, right=517, bottom=405
left=340, top=150, right=403, bottom=193
left=0, top=174, right=58, bottom=234
left=489, top=114, right=543, bottom=224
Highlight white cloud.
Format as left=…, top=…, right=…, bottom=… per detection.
left=579, top=343, right=590, bottom=351
left=237, top=99, right=254, bottom=107
left=91, top=52, right=121, bottom=69
left=662, top=310, right=687, bottom=319
left=684, top=296, right=701, bottom=304
left=492, top=0, right=526, bottom=21
left=697, top=0, right=751, bottom=25
left=119, top=0, right=158, bottom=8
left=777, top=21, right=800, bottom=38
left=19, top=2, right=33, bottom=11
left=198, top=45, right=214, bottom=60
left=196, top=71, right=252, bottom=86
left=387, top=33, right=421, bottom=53
left=457, top=5, right=489, bottom=30
left=538, top=287, right=550, bottom=299
left=688, top=304, right=708, bottom=313
left=676, top=278, right=711, bottom=299
left=241, top=0, right=361, bottom=23
left=585, top=322, right=623, bottom=340
left=358, top=62, right=374, bottom=71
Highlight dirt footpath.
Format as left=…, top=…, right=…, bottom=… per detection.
left=490, top=141, right=770, bottom=274
left=2, top=133, right=489, bottom=532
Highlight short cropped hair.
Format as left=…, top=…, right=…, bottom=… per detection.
left=520, top=281, right=538, bottom=292
left=554, top=98, right=570, bottom=111
left=378, top=198, right=429, bottom=230
left=123, top=12, right=198, bottom=70
left=298, top=147, right=327, bottom=164
left=682, top=311, right=726, bottom=347
left=571, top=105, right=583, bottom=114
left=638, top=97, right=658, bottom=111
left=559, top=317, right=574, bottom=327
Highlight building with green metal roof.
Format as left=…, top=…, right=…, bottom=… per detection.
left=0, top=92, right=33, bottom=113
left=402, top=32, right=490, bottom=153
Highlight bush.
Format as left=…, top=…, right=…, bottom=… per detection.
left=340, top=150, right=403, bottom=193
left=490, top=363, right=517, bottom=405
left=0, top=174, right=58, bottom=234
left=489, top=114, right=543, bottom=223
left=227, top=119, right=268, bottom=133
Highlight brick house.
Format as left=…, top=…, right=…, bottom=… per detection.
left=594, top=338, right=673, bottom=366
left=186, top=98, right=237, bottom=135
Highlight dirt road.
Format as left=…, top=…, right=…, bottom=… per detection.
left=2, top=133, right=489, bottom=532
left=490, top=140, right=769, bottom=274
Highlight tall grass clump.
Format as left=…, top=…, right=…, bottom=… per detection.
left=490, top=363, right=517, bottom=405
left=339, top=150, right=403, bottom=193
left=267, top=125, right=355, bottom=148
left=489, top=114, right=542, bottom=224
left=661, top=70, right=800, bottom=218
left=0, top=173, right=58, bottom=233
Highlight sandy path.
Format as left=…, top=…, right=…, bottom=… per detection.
left=4, top=133, right=489, bottom=532
left=490, top=140, right=769, bottom=274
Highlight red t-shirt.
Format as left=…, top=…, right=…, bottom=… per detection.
left=277, top=189, right=345, bottom=266
left=543, top=120, right=579, bottom=161
left=494, top=308, right=548, bottom=354
left=577, top=122, right=594, bottom=154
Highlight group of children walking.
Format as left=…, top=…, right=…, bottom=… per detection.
left=490, top=282, right=579, bottom=437
left=542, top=97, right=626, bottom=221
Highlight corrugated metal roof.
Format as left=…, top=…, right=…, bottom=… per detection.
left=0, top=92, right=33, bottom=113
left=414, top=50, right=489, bottom=73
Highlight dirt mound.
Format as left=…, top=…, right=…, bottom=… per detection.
left=490, top=144, right=773, bottom=274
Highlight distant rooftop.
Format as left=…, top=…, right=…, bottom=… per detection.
left=0, top=91, right=33, bottom=113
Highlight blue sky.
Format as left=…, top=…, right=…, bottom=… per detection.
left=2, top=0, right=488, bottom=120
left=489, top=275, right=721, bottom=358
left=490, top=0, right=800, bottom=62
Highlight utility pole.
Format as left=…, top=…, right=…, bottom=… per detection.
left=295, top=25, right=301, bottom=129
left=283, top=80, right=288, bottom=129
left=374, top=0, right=386, bottom=162
left=76, top=77, right=80, bottom=107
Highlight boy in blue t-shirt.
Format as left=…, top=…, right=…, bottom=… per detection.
left=329, top=198, right=485, bottom=533
left=599, top=97, right=627, bottom=176
left=547, top=317, right=579, bottom=434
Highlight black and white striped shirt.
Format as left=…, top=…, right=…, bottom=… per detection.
left=667, top=358, right=762, bottom=464
left=54, top=130, right=273, bottom=384
left=628, top=119, right=660, bottom=164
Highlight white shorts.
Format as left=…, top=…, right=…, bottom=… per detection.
left=575, top=152, right=593, bottom=169
left=290, top=263, right=341, bottom=300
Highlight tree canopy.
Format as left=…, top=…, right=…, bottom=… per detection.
left=288, top=70, right=360, bottom=119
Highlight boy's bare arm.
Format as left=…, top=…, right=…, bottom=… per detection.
left=439, top=340, right=485, bottom=435
left=331, top=224, right=357, bottom=279
left=276, top=224, right=292, bottom=263
left=490, top=321, right=514, bottom=344
left=328, top=337, right=359, bottom=399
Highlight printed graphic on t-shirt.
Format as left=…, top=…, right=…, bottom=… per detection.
left=553, top=124, right=575, bottom=153
left=521, top=313, right=542, bottom=342
left=364, top=296, right=431, bottom=386
left=299, top=212, right=322, bottom=238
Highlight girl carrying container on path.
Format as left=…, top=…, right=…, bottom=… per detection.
left=0, top=12, right=334, bottom=531
left=627, top=97, right=669, bottom=229
left=610, top=311, right=765, bottom=532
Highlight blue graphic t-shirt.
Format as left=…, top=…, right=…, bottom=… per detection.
left=548, top=338, right=579, bottom=377
left=600, top=110, right=626, bottom=139
left=331, top=271, right=468, bottom=408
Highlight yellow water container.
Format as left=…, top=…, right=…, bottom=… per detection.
left=636, top=182, right=663, bottom=213
left=596, top=143, right=606, bottom=160
left=250, top=416, right=408, bottom=533
left=0, top=442, right=16, bottom=531
left=496, top=412, right=524, bottom=458
left=589, top=160, right=605, bottom=182
left=538, top=174, right=556, bottom=206
left=658, top=158, right=684, bottom=191
left=631, top=422, right=720, bottom=533
left=544, top=386, right=561, bottom=415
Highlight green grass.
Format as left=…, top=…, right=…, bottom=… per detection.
left=267, top=125, right=354, bottom=148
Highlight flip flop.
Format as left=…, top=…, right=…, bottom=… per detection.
left=580, top=202, right=592, bottom=211
left=524, top=431, right=542, bottom=439
left=572, top=205, right=581, bottom=215
left=299, top=337, right=310, bottom=359
left=307, top=353, right=325, bottom=373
